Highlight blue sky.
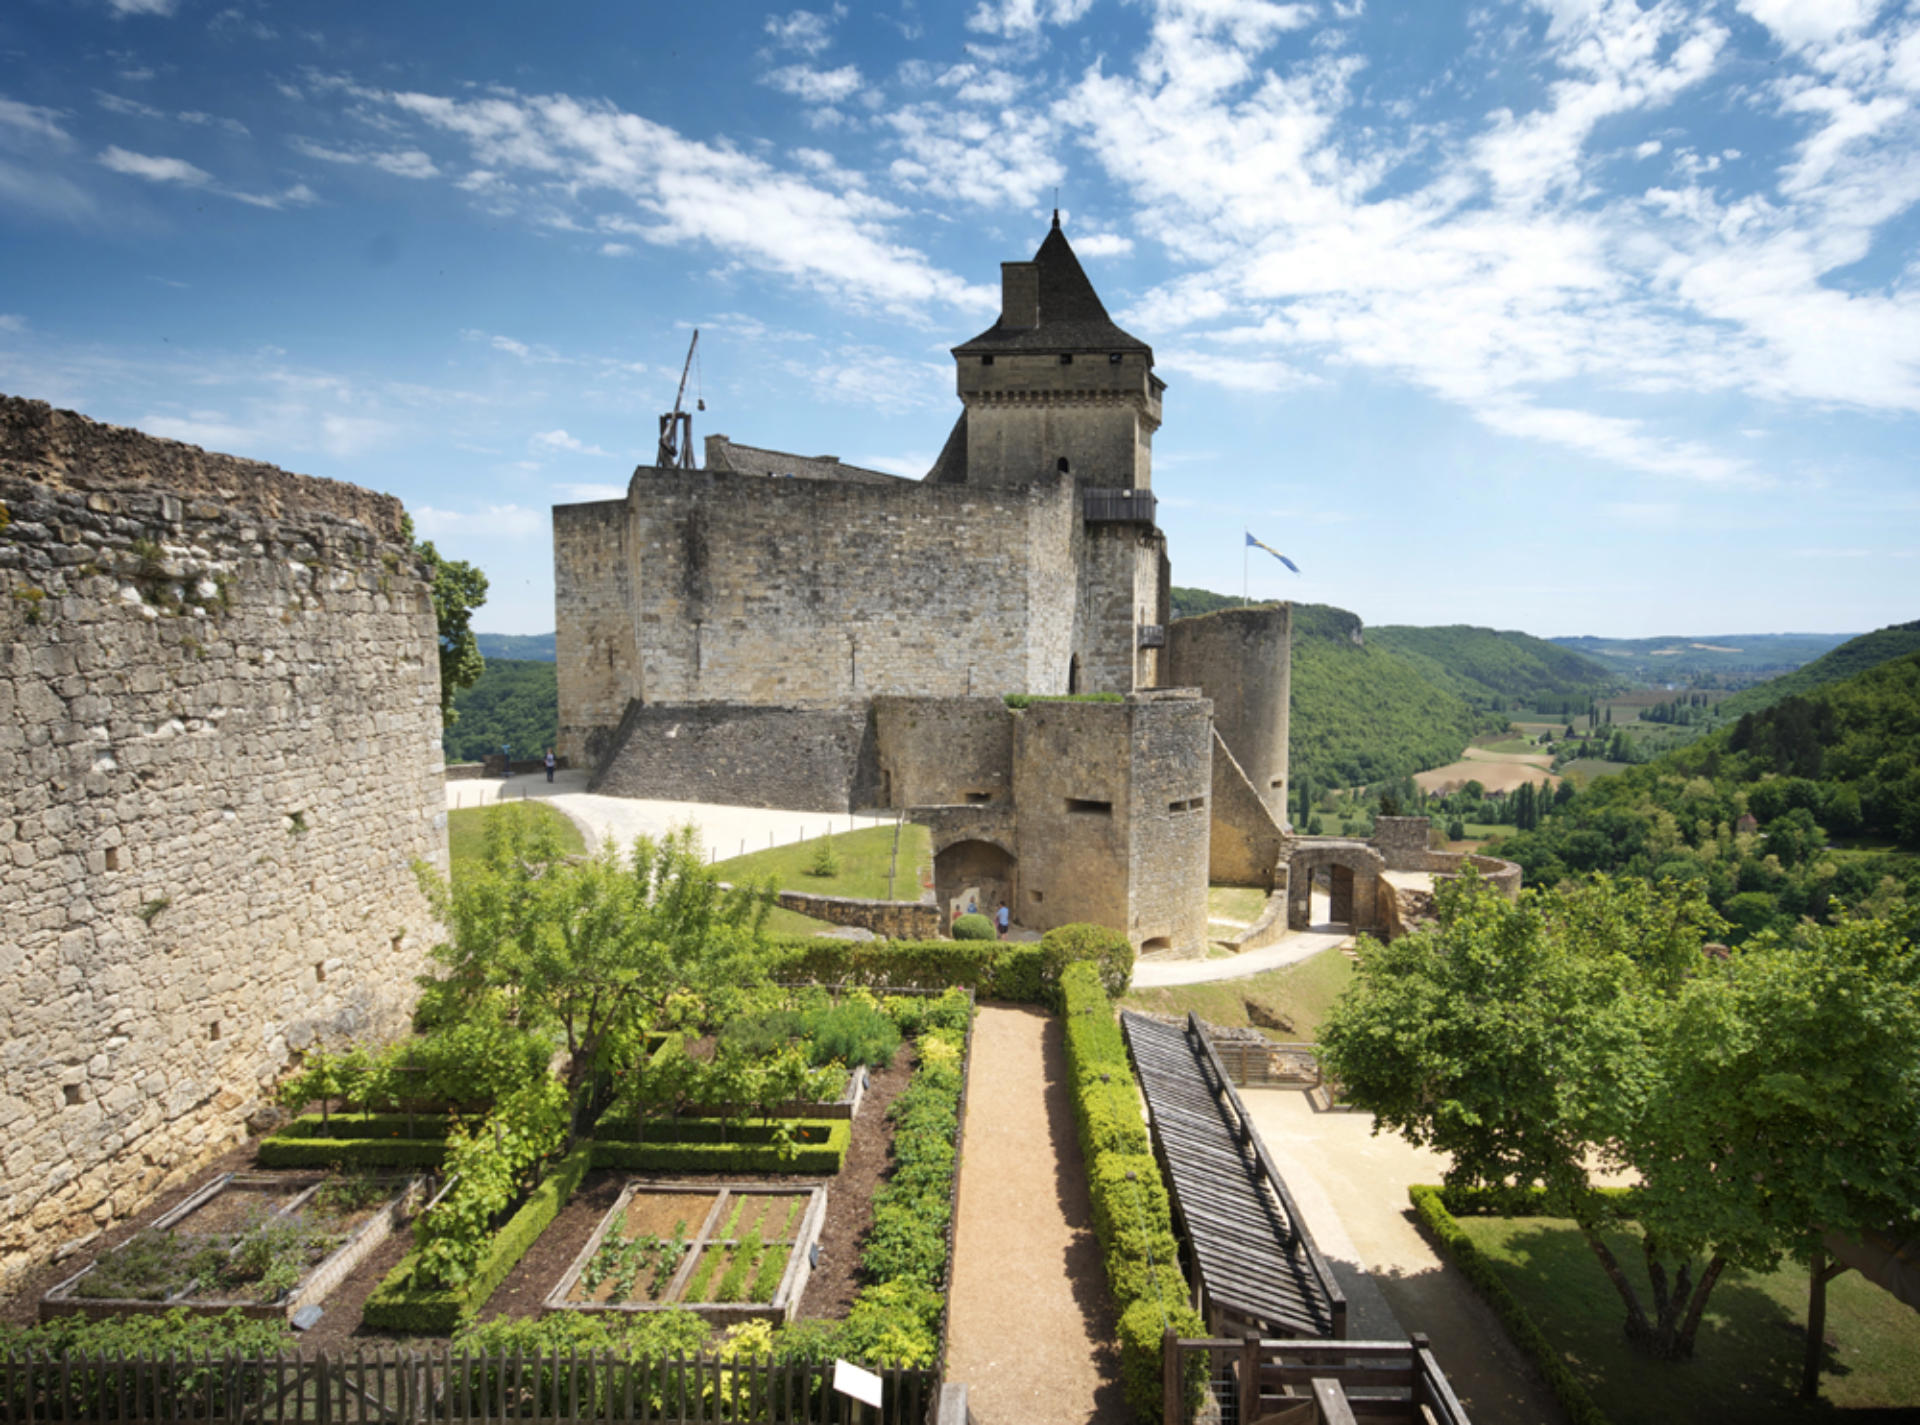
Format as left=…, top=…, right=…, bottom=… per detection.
left=3, top=0, right=1917, bottom=639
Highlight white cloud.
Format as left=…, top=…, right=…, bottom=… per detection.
left=858, top=451, right=935, bottom=477
left=0, top=98, right=71, bottom=142
left=1737, top=0, right=1884, bottom=50
left=556, top=481, right=629, bottom=501
left=109, top=0, right=177, bottom=15
left=0, top=314, right=27, bottom=333
left=533, top=428, right=613, bottom=457
left=786, top=347, right=951, bottom=412
left=887, top=104, right=1062, bottom=207
left=764, top=7, right=844, bottom=56
left=292, top=138, right=438, bottom=178
left=763, top=64, right=864, bottom=104
left=1073, top=231, right=1134, bottom=257
left=1159, top=347, right=1317, bottom=393
left=599, top=241, right=632, bottom=256
left=410, top=503, right=545, bottom=539
left=98, top=145, right=210, bottom=185
left=376, top=85, right=992, bottom=314
left=967, top=0, right=1098, bottom=38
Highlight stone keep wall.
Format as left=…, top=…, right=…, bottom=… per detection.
left=0, top=396, right=444, bottom=1295
left=1206, top=730, right=1292, bottom=890
left=1121, top=693, right=1212, bottom=951
left=871, top=696, right=1013, bottom=808
left=589, top=702, right=878, bottom=812
left=552, top=499, right=635, bottom=769
left=555, top=468, right=1083, bottom=745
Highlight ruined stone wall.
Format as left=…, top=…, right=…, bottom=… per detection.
left=1207, top=731, right=1291, bottom=889
left=1371, top=816, right=1434, bottom=866
left=588, top=701, right=878, bottom=812
left=1168, top=605, right=1291, bottom=824
left=552, top=500, right=636, bottom=769
left=1122, top=693, right=1211, bottom=951
left=768, top=890, right=942, bottom=940
left=0, top=396, right=443, bottom=1295
left=871, top=697, right=1012, bottom=809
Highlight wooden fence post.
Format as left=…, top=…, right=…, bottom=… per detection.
left=1162, top=1327, right=1180, bottom=1425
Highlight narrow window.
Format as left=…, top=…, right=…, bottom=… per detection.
left=1270, top=778, right=1285, bottom=789
left=1066, top=798, right=1112, bottom=816
left=1109, top=353, right=1123, bottom=365
left=1030, top=890, right=1044, bottom=904
left=314, top=962, right=327, bottom=983
left=63, top=1085, right=83, bottom=1106
left=208, top=1022, right=221, bottom=1042
left=965, top=791, right=992, bottom=805
left=104, top=847, right=121, bottom=871
left=1060, top=353, right=1074, bottom=365
left=980, top=354, right=994, bottom=366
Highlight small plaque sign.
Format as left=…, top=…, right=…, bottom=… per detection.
left=833, top=1359, right=883, bottom=1409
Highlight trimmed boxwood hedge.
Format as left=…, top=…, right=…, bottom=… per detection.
left=768, top=927, right=1131, bottom=1004
left=593, top=1121, right=849, bottom=1175
left=1059, top=962, right=1204, bottom=1422
left=1408, top=1185, right=1612, bottom=1425
left=257, top=1112, right=452, bottom=1169
left=362, top=1140, right=594, bottom=1334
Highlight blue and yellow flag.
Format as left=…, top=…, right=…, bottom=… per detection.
left=1246, top=532, right=1300, bottom=574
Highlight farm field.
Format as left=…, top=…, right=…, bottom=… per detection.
left=1414, top=744, right=1560, bottom=795
left=1454, top=1213, right=1920, bottom=1422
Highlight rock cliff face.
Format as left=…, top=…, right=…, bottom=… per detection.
left=0, top=396, right=446, bottom=1294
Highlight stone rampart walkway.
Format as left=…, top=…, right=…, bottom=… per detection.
left=946, top=1006, right=1126, bottom=1424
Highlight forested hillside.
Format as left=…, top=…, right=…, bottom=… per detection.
left=1288, top=604, right=1488, bottom=788
left=1169, top=586, right=1259, bottom=620
left=444, top=658, right=559, bottom=762
left=1487, top=652, right=1920, bottom=940
left=1550, top=631, right=1850, bottom=685
left=1712, top=619, right=1920, bottom=720
left=1368, top=623, right=1617, bottom=709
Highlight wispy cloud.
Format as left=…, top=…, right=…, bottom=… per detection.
left=533, top=428, right=613, bottom=457
left=763, top=64, right=864, bottom=105
left=764, top=6, right=845, bottom=56
left=98, top=144, right=317, bottom=208
left=291, top=137, right=438, bottom=178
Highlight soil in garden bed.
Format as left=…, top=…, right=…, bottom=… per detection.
left=721, top=1194, right=807, bottom=1242
left=793, top=1040, right=912, bottom=1321
left=477, top=1170, right=629, bottom=1324
left=171, top=1180, right=313, bottom=1234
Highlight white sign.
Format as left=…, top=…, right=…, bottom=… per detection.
left=833, top=1359, right=883, bottom=1409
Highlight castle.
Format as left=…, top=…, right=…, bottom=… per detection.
left=554, top=218, right=1298, bottom=950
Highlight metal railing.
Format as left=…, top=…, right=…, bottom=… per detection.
left=1083, top=488, right=1157, bottom=524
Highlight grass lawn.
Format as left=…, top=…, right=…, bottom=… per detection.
left=1119, top=945, right=1354, bottom=1041
left=708, top=823, right=931, bottom=902
left=1472, top=734, right=1542, bottom=755
left=448, top=802, right=586, bottom=875
left=1455, top=1215, right=1920, bottom=1422
left=1207, top=885, right=1271, bottom=925
left=1558, top=759, right=1633, bottom=788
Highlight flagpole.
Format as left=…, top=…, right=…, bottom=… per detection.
left=1243, top=535, right=1248, bottom=606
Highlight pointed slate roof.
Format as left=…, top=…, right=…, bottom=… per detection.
left=954, top=214, right=1152, bottom=357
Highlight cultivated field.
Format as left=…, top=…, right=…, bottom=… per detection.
left=1414, top=745, right=1560, bottom=795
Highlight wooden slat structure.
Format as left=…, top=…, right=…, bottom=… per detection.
left=1123, top=1011, right=1346, bottom=1340
left=1161, top=1333, right=1472, bottom=1425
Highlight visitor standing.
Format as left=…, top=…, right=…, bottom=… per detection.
left=544, top=748, right=556, bottom=783
left=996, top=902, right=1010, bottom=939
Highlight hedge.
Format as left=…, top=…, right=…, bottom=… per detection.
left=596, top=1118, right=839, bottom=1146
left=1408, top=1185, right=1611, bottom=1425
left=257, top=1112, right=452, bottom=1169
left=362, top=1140, right=594, bottom=1334
left=592, top=1122, right=849, bottom=1175
left=768, top=927, right=1132, bottom=1003
left=1058, top=962, right=1204, bottom=1422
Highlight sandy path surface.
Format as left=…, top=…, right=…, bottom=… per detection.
left=1239, top=1089, right=1569, bottom=1425
left=946, top=1007, right=1125, bottom=1425
left=446, top=769, right=893, bottom=865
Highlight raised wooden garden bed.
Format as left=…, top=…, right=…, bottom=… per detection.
left=678, top=1063, right=869, bottom=1122
left=545, top=1183, right=827, bottom=1328
left=42, top=1171, right=423, bottom=1323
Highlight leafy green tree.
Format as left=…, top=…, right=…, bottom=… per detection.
left=1319, top=874, right=1920, bottom=1360
left=406, top=521, right=489, bottom=725
left=415, top=807, right=773, bottom=1126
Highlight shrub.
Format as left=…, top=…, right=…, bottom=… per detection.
left=1040, top=923, right=1136, bottom=999
left=449, top=1310, right=709, bottom=1414
left=951, top=913, right=997, bottom=941
left=592, top=1123, right=850, bottom=1175
left=0, top=1311, right=289, bottom=1410
left=807, top=835, right=842, bottom=878
left=803, top=1002, right=900, bottom=1068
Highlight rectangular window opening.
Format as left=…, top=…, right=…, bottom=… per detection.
left=105, top=847, right=121, bottom=871
left=1169, top=797, right=1206, bottom=813
left=63, top=1084, right=83, bottom=1107
left=1030, top=889, right=1044, bottom=904
left=1065, top=797, right=1112, bottom=816
left=965, top=791, right=993, bottom=805
left=208, top=1022, right=221, bottom=1042
left=1059, top=353, right=1074, bottom=365
left=1109, top=353, right=1123, bottom=364
left=1270, top=778, right=1285, bottom=789
left=980, top=354, right=994, bottom=366
left=314, top=962, right=327, bottom=983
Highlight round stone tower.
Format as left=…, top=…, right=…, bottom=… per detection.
left=1166, top=605, right=1292, bottom=826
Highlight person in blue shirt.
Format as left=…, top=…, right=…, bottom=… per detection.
left=996, top=902, right=1010, bottom=939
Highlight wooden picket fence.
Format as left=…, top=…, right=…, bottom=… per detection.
left=0, top=1349, right=936, bottom=1423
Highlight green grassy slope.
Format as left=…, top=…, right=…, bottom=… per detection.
left=444, top=659, right=559, bottom=763
left=1368, top=624, right=1618, bottom=708
left=1712, top=619, right=1920, bottom=720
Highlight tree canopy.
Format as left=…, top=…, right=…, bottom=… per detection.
left=406, top=522, right=489, bottom=726
left=414, top=806, right=773, bottom=1127
left=1320, top=873, right=1920, bottom=1360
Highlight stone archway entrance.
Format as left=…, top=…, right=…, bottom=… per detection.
left=1286, top=839, right=1386, bottom=932
left=935, top=838, right=1016, bottom=926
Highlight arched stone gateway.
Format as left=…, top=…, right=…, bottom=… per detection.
left=934, top=838, right=1016, bottom=925
left=1286, top=839, right=1386, bottom=932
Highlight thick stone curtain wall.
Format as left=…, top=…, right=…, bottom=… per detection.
left=0, top=397, right=444, bottom=1295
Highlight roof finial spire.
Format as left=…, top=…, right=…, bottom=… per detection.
left=1052, top=188, right=1061, bottom=230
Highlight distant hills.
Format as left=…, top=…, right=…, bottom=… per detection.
left=1369, top=624, right=1618, bottom=709
left=1712, top=620, right=1920, bottom=721
left=476, top=632, right=556, bottom=661
left=1550, top=631, right=1853, bottom=684
left=445, top=658, right=557, bottom=762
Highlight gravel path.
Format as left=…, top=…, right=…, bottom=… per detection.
left=946, top=1007, right=1126, bottom=1425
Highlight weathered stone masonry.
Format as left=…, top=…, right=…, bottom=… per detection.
left=0, top=396, right=445, bottom=1294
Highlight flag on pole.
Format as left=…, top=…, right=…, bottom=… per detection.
left=1245, top=532, right=1300, bottom=574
